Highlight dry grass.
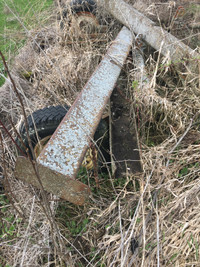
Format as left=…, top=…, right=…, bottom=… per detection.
left=0, top=0, right=200, bottom=266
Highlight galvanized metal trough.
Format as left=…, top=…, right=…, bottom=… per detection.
left=15, top=26, right=133, bottom=205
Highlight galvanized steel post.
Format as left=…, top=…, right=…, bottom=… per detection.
left=37, top=26, right=133, bottom=178
left=15, top=26, right=133, bottom=205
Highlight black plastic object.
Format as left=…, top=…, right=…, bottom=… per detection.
left=130, top=237, right=139, bottom=254
left=0, top=167, right=3, bottom=194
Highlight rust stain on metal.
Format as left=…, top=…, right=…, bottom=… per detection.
left=15, top=156, right=90, bottom=205
left=38, top=26, right=133, bottom=178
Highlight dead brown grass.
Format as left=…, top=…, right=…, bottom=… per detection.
left=0, top=0, right=200, bottom=266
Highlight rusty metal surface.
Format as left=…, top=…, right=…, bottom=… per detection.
left=37, top=26, right=133, bottom=178
left=110, top=87, right=142, bottom=177
left=15, top=156, right=91, bottom=205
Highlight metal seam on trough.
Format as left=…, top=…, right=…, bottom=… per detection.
left=37, top=26, right=133, bottom=178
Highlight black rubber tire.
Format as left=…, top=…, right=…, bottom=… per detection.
left=17, top=105, right=109, bottom=166
left=63, top=0, right=97, bottom=18
left=18, top=105, right=70, bottom=155
left=60, top=0, right=97, bottom=29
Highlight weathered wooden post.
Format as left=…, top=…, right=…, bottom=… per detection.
left=96, top=0, right=199, bottom=64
